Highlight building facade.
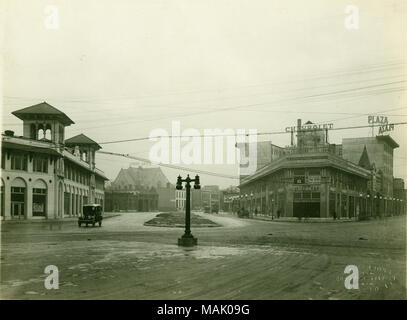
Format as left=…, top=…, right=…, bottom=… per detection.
left=393, top=178, right=406, bottom=215
left=175, top=189, right=186, bottom=210
left=106, top=165, right=176, bottom=212
left=342, top=136, right=399, bottom=216
left=236, top=119, right=405, bottom=219
left=201, top=185, right=220, bottom=213
left=104, top=189, right=158, bottom=212
left=1, top=102, right=108, bottom=220
left=220, top=186, right=240, bottom=213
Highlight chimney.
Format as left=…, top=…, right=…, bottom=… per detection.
left=297, top=119, right=302, bottom=130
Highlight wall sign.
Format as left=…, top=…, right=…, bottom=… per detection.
left=378, top=123, right=394, bottom=135
left=368, top=115, right=388, bottom=125
left=292, top=185, right=320, bottom=192
left=285, top=123, right=333, bottom=132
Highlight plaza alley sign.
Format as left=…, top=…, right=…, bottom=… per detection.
left=368, top=115, right=395, bottom=135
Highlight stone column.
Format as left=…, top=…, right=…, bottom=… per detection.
left=70, top=193, right=73, bottom=216
left=4, top=183, right=11, bottom=220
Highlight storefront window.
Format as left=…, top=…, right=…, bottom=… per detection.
left=33, top=188, right=47, bottom=217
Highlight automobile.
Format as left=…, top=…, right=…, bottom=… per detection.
left=78, top=204, right=103, bottom=227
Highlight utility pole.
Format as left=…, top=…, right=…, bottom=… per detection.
left=176, top=174, right=201, bottom=246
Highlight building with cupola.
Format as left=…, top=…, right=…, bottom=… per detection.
left=1, top=102, right=108, bottom=220
left=235, top=119, right=405, bottom=219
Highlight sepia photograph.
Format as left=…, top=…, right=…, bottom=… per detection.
left=0, top=0, right=406, bottom=307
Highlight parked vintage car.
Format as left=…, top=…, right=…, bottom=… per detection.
left=78, top=204, right=103, bottom=227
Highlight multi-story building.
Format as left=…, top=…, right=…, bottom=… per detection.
left=1, top=102, right=108, bottom=220
left=393, top=178, right=406, bottom=215
left=342, top=136, right=399, bottom=215
left=237, top=119, right=393, bottom=219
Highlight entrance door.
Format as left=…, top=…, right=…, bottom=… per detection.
left=11, top=202, right=24, bottom=219
left=293, top=202, right=320, bottom=218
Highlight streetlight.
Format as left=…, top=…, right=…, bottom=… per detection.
left=250, top=192, right=254, bottom=216
left=176, top=174, right=201, bottom=247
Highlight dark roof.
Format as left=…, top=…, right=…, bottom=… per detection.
left=12, top=102, right=74, bottom=126
left=113, top=167, right=170, bottom=189
left=358, top=145, right=372, bottom=170
left=376, top=135, right=399, bottom=149
left=239, top=152, right=371, bottom=187
left=65, top=134, right=101, bottom=150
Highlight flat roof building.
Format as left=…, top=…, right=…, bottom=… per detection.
left=236, top=119, right=404, bottom=219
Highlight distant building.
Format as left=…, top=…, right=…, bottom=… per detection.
left=1, top=102, right=108, bottom=220
left=393, top=178, right=406, bottom=215
left=342, top=135, right=399, bottom=215
left=157, top=183, right=176, bottom=211
left=201, top=185, right=220, bottom=213
left=175, top=189, right=186, bottom=210
left=112, top=166, right=170, bottom=190
left=191, top=188, right=202, bottom=210
left=104, top=189, right=158, bottom=212
left=221, top=186, right=240, bottom=213
left=236, top=141, right=286, bottom=182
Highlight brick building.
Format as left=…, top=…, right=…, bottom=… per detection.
left=105, top=165, right=175, bottom=212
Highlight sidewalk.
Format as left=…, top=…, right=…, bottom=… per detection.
left=218, top=212, right=356, bottom=223
left=252, top=215, right=355, bottom=223
left=1, top=212, right=121, bottom=224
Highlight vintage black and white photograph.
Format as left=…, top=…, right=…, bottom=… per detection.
left=0, top=0, right=406, bottom=302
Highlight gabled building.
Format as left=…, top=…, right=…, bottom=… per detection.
left=105, top=165, right=174, bottom=212
left=1, top=102, right=108, bottom=220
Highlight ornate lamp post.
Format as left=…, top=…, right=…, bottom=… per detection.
left=176, top=174, right=201, bottom=246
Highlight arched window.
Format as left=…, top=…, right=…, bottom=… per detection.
left=38, top=128, right=45, bottom=140
left=45, top=124, right=52, bottom=140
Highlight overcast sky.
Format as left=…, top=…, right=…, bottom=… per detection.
left=1, top=0, right=406, bottom=188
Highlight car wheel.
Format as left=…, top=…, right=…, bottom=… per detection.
left=78, top=222, right=81, bottom=227
left=98, top=221, right=102, bottom=227
left=92, top=222, right=95, bottom=227
left=85, top=223, right=88, bottom=227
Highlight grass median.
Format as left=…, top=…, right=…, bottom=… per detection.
left=144, top=211, right=220, bottom=228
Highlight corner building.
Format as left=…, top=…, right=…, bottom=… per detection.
left=1, top=102, right=108, bottom=220
left=238, top=120, right=385, bottom=219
